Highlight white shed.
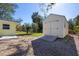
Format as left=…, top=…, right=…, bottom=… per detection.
left=43, top=14, right=68, bottom=38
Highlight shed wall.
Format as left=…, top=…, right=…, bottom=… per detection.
left=43, top=14, right=68, bottom=38
left=63, top=18, right=68, bottom=37
left=0, top=20, right=16, bottom=36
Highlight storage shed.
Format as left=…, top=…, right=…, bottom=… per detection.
left=43, top=14, right=68, bottom=38
left=0, top=20, right=17, bottom=36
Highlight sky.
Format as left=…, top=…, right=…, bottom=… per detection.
left=13, top=3, right=79, bottom=24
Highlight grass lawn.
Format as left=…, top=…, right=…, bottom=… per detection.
left=16, top=31, right=43, bottom=37
left=32, top=33, right=44, bottom=37
left=16, top=31, right=31, bottom=35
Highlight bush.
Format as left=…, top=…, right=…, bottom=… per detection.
left=73, top=26, right=79, bottom=33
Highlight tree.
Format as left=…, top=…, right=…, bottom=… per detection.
left=31, top=12, right=43, bottom=32
left=32, top=23, right=38, bottom=33
left=15, top=18, right=23, bottom=24
left=21, top=25, right=25, bottom=31
left=68, top=15, right=79, bottom=34
left=74, top=15, right=79, bottom=25
left=68, top=19, right=74, bottom=30
left=39, top=3, right=55, bottom=19
left=16, top=25, right=22, bottom=31
left=0, top=3, right=17, bottom=19
left=73, top=26, right=79, bottom=33
left=31, top=12, right=38, bottom=23
left=73, top=15, right=79, bottom=33
left=16, top=18, right=23, bottom=31
left=24, top=23, right=31, bottom=34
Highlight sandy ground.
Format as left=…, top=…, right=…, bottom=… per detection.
left=70, top=34, right=79, bottom=55
left=0, top=35, right=39, bottom=56
left=0, top=35, right=79, bottom=56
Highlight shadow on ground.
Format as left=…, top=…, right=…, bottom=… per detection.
left=9, top=45, right=29, bottom=56
left=9, top=40, right=30, bottom=56
left=32, top=35, right=78, bottom=56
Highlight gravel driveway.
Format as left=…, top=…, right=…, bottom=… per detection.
left=32, top=35, right=78, bottom=56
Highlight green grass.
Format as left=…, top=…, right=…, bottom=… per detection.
left=16, top=31, right=31, bottom=35
left=16, top=31, right=43, bottom=37
left=32, top=33, right=44, bottom=37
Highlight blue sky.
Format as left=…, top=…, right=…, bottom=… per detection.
left=13, top=3, right=79, bottom=24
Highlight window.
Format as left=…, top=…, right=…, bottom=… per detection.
left=3, top=24, right=10, bottom=29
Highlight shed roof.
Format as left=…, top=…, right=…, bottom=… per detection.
left=44, top=14, right=68, bottom=23
left=0, top=19, right=17, bottom=23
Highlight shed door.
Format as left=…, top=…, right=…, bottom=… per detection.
left=50, top=21, right=59, bottom=36
left=44, top=22, right=50, bottom=35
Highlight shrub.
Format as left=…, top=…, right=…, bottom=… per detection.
left=73, top=26, right=79, bottom=33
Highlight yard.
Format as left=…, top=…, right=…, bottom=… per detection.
left=0, top=32, right=44, bottom=56
left=16, top=31, right=44, bottom=37
left=0, top=35, right=38, bottom=56
left=0, top=3, right=79, bottom=56
left=0, top=34, right=79, bottom=56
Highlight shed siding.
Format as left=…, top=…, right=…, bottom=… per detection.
left=63, top=18, right=68, bottom=37
left=0, top=20, right=16, bottom=36
left=43, top=14, right=68, bottom=38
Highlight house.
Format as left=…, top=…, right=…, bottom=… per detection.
left=43, top=14, right=68, bottom=38
left=0, top=20, right=17, bottom=36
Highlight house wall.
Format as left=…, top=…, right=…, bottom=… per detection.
left=0, top=20, right=16, bottom=36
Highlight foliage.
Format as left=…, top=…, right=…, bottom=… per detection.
left=32, top=23, right=38, bottom=32
left=16, top=24, right=22, bottom=31
left=68, top=15, right=79, bottom=34
left=0, top=3, right=17, bottom=20
left=73, top=15, right=79, bottom=33
left=31, top=12, right=43, bottom=33
left=15, top=18, right=23, bottom=24
left=68, top=19, right=74, bottom=30
left=73, top=26, right=79, bottom=33
left=31, top=12, right=38, bottom=23
left=74, top=15, right=79, bottom=25
left=23, top=23, right=31, bottom=34
left=31, top=12, right=43, bottom=23
left=39, top=3, right=55, bottom=18
left=16, top=18, right=23, bottom=31
left=21, top=25, right=25, bottom=31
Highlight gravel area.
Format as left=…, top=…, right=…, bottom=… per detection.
left=32, top=35, right=78, bottom=56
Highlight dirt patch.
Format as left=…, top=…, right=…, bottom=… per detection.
left=0, top=38, right=29, bottom=56
left=0, top=35, right=38, bottom=56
